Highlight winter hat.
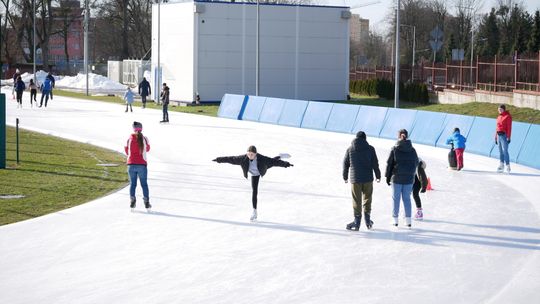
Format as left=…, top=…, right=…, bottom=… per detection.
left=132, top=121, right=143, bottom=131
left=247, top=145, right=257, bottom=153
left=453, top=127, right=460, bottom=133
left=356, top=131, right=366, bottom=139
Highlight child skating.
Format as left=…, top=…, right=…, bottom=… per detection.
left=413, top=158, right=428, bottom=220
left=212, top=145, right=293, bottom=221
left=445, top=127, right=467, bottom=170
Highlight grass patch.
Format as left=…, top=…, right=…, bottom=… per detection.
left=0, top=127, right=128, bottom=226
left=348, top=93, right=540, bottom=124
left=54, top=90, right=219, bottom=117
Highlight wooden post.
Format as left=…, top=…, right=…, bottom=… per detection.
left=431, top=62, right=435, bottom=90
left=538, top=51, right=540, bottom=91
left=460, top=59, right=463, bottom=91
left=445, top=59, right=448, bottom=89
left=476, top=55, right=479, bottom=91
left=514, top=50, right=518, bottom=91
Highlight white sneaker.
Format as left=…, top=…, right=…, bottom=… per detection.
left=250, top=209, right=257, bottom=221
left=497, top=163, right=504, bottom=173
left=506, top=164, right=511, bottom=173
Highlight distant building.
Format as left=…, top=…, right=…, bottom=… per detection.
left=151, top=0, right=351, bottom=102
left=350, top=14, right=369, bottom=46
left=49, top=0, right=84, bottom=72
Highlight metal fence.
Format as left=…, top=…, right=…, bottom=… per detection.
left=350, top=51, right=540, bottom=94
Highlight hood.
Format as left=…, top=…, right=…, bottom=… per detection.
left=394, top=139, right=414, bottom=152
left=351, top=137, right=369, bottom=151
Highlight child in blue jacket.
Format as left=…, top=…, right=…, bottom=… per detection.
left=445, top=128, right=467, bottom=170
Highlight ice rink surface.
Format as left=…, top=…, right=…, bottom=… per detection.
left=1, top=90, right=539, bottom=303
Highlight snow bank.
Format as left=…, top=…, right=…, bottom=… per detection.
left=56, top=73, right=126, bottom=90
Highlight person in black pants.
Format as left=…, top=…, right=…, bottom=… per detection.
left=213, top=145, right=293, bottom=221
left=412, top=159, right=428, bottom=220
left=160, top=83, right=169, bottom=122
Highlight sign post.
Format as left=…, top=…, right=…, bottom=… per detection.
left=0, top=93, right=5, bottom=169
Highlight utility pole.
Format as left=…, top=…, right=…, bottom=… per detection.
left=33, top=0, right=36, bottom=83
left=256, top=0, right=260, bottom=96
left=84, top=0, right=89, bottom=95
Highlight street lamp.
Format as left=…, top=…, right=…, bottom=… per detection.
left=256, top=0, right=260, bottom=96
left=394, top=0, right=400, bottom=108
left=84, top=0, right=89, bottom=95
left=33, top=0, right=36, bottom=83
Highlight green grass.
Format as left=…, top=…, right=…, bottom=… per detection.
left=0, top=127, right=128, bottom=226
left=348, top=93, right=540, bottom=124
left=54, top=90, right=219, bottom=116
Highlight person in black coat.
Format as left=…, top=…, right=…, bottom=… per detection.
left=46, top=72, right=55, bottom=100
left=385, top=129, right=419, bottom=228
left=413, top=159, right=428, bottom=220
left=342, top=131, right=381, bottom=231
left=213, top=145, right=293, bottom=221
left=138, top=77, right=151, bottom=108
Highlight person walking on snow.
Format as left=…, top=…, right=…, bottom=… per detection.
left=28, top=79, right=38, bottom=107
left=342, top=131, right=381, bottom=231
left=160, top=83, right=170, bottom=123
left=495, top=104, right=512, bottom=173
left=412, top=158, right=428, bottom=220
left=213, top=145, right=293, bottom=221
left=124, top=86, right=135, bottom=112
left=124, top=121, right=152, bottom=211
left=138, top=77, right=151, bottom=109
left=445, top=127, right=467, bottom=170
left=385, top=129, right=419, bottom=228
left=14, top=76, right=26, bottom=108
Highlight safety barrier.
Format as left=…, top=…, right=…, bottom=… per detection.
left=219, top=94, right=540, bottom=170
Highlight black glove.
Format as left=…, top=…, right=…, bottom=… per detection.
left=507, top=139, right=511, bottom=144
left=386, top=177, right=391, bottom=186
left=420, top=188, right=427, bottom=193
left=212, top=158, right=218, bottom=162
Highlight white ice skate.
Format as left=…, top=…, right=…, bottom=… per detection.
left=392, top=217, right=399, bottom=227
left=505, top=164, right=511, bottom=173
left=414, top=208, right=423, bottom=221
left=405, top=217, right=412, bottom=229
left=497, top=163, right=504, bottom=173
left=250, top=209, right=258, bottom=222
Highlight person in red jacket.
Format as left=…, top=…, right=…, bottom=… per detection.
left=124, top=121, right=152, bottom=211
left=495, top=104, right=512, bottom=173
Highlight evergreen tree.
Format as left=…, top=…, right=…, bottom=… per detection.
left=528, top=10, right=540, bottom=53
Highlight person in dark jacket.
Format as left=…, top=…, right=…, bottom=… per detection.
left=14, top=76, right=26, bottom=108
left=385, top=129, right=419, bottom=228
left=138, top=77, right=151, bottom=108
left=12, top=68, right=21, bottom=99
left=342, top=131, right=381, bottom=231
left=46, top=72, right=55, bottom=100
left=413, top=158, right=428, bottom=220
left=213, top=145, right=293, bottom=221
left=160, top=83, right=170, bottom=123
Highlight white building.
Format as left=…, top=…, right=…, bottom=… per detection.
left=152, top=0, right=350, bottom=102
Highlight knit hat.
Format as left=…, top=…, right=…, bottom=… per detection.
left=356, top=131, right=366, bottom=139
left=247, top=145, right=257, bottom=153
left=132, top=121, right=143, bottom=131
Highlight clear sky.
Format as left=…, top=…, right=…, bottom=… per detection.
left=325, top=0, right=540, bottom=34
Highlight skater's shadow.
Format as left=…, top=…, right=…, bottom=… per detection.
left=422, top=219, right=540, bottom=234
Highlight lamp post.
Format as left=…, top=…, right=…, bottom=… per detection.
left=157, top=0, right=161, bottom=102
left=401, top=24, right=415, bottom=82
left=394, top=0, right=400, bottom=108
left=256, top=0, right=260, bottom=96
left=33, top=0, right=36, bottom=83
left=84, top=0, right=89, bottom=95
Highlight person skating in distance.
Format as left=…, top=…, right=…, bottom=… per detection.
left=212, top=145, right=293, bottom=221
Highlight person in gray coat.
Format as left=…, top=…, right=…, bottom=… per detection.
left=343, top=131, right=381, bottom=231
left=385, top=129, right=419, bottom=228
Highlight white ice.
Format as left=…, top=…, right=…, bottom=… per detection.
left=1, top=89, right=539, bottom=304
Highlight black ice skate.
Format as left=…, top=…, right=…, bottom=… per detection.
left=130, top=197, right=136, bottom=212
left=346, top=216, right=361, bottom=231
left=144, top=198, right=152, bottom=213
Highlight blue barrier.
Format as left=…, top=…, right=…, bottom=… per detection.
left=242, top=96, right=267, bottom=121
left=352, top=105, right=388, bottom=137
left=379, top=108, right=418, bottom=140
left=410, top=111, right=447, bottom=146
left=491, top=121, right=532, bottom=163
left=259, top=97, right=286, bottom=124
left=301, top=101, right=333, bottom=130
left=217, top=94, right=247, bottom=119
left=325, top=104, right=361, bottom=133
left=464, top=117, right=496, bottom=157
left=516, top=124, right=540, bottom=169
left=436, top=114, right=475, bottom=147
left=278, top=99, right=309, bottom=127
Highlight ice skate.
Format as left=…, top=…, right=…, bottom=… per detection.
left=405, top=217, right=412, bottom=229
left=144, top=198, right=152, bottom=213
left=130, top=197, right=136, bottom=212
left=414, top=208, right=423, bottom=221
left=392, top=217, right=399, bottom=227
left=364, top=213, right=373, bottom=230
left=505, top=164, right=511, bottom=173
left=346, top=216, right=361, bottom=231
left=250, top=209, right=258, bottom=222
left=497, top=163, right=504, bottom=173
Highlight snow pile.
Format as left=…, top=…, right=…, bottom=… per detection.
left=56, top=73, right=127, bottom=90
left=2, top=70, right=62, bottom=86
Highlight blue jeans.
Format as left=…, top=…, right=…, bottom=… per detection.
left=497, top=134, right=510, bottom=165
left=392, top=183, right=413, bottom=218
left=128, top=165, right=149, bottom=199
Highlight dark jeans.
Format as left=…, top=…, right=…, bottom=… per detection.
left=251, top=175, right=260, bottom=209
left=412, top=177, right=422, bottom=208
left=30, top=89, right=37, bottom=104
left=162, top=103, right=169, bottom=121
left=141, top=95, right=147, bottom=108
left=16, top=91, right=23, bottom=104
left=40, top=91, right=51, bottom=107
